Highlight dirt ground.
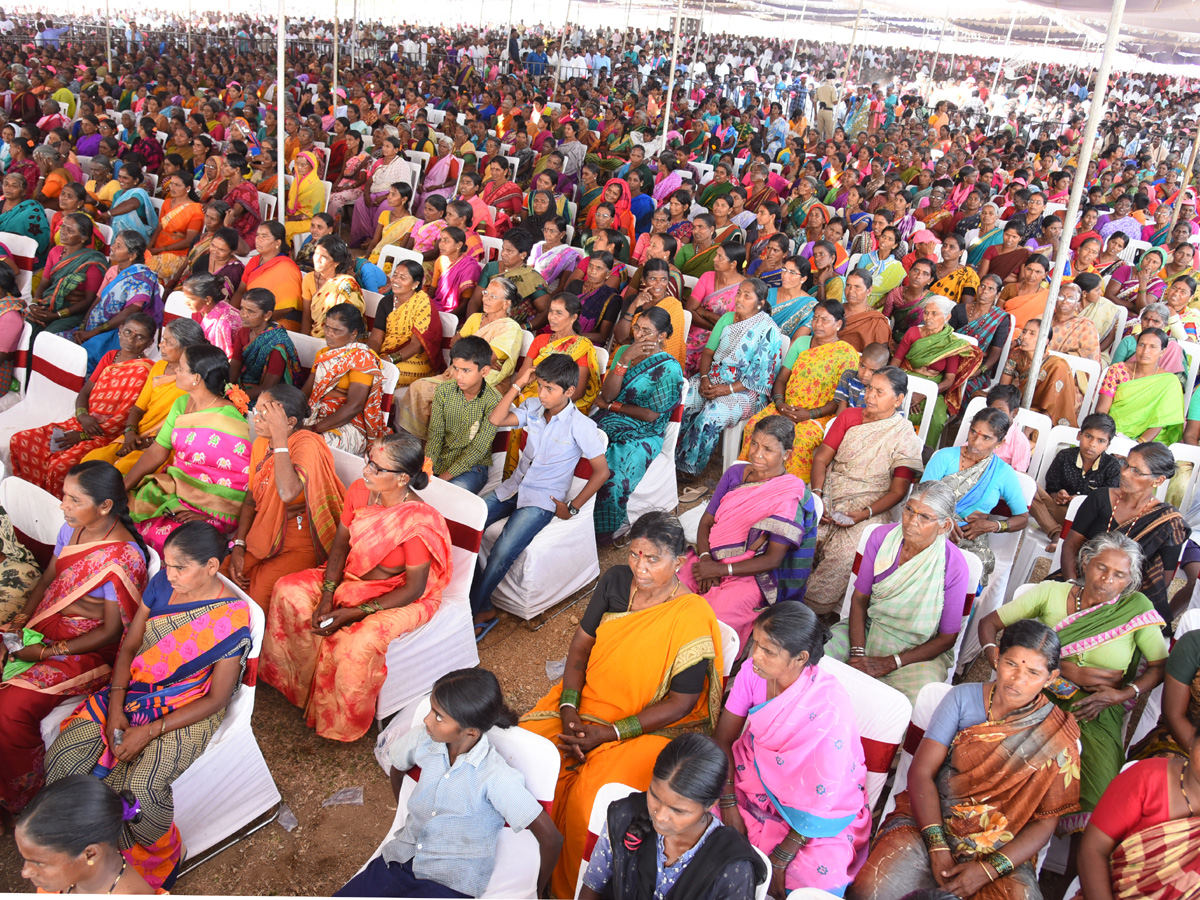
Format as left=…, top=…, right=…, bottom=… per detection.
left=0, top=506, right=1165, bottom=897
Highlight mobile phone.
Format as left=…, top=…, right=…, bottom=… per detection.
left=319, top=617, right=334, bottom=628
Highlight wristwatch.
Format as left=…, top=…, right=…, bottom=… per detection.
left=567, top=502, right=580, bottom=517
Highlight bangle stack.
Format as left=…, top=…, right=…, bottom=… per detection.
left=719, top=793, right=738, bottom=809
left=921, top=824, right=949, bottom=853
left=1128, top=682, right=1141, bottom=700
left=769, top=845, right=798, bottom=870
left=849, top=646, right=865, bottom=657
left=320, top=579, right=339, bottom=594
left=560, top=688, right=581, bottom=709
left=614, top=715, right=642, bottom=741
left=75, top=407, right=88, bottom=418
left=360, top=601, right=383, bottom=615
left=985, top=851, right=1014, bottom=878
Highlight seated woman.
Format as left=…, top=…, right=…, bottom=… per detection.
left=182, top=272, right=242, bottom=357
left=827, top=481, right=970, bottom=702
left=104, top=162, right=159, bottom=244
left=367, top=259, right=443, bottom=385
left=922, top=407, right=1028, bottom=586
left=745, top=232, right=790, bottom=288
left=1112, top=303, right=1184, bottom=373
left=978, top=533, right=1168, bottom=839
left=593, top=307, right=683, bottom=539
left=1059, top=441, right=1187, bottom=625
left=0, top=171, right=51, bottom=268
left=396, top=278, right=523, bottom=440
left=233, top=221, right=304, bottom=330
left=428, top=226, right=483, bottom=318
left=680, top=416, right=819, bottom=643
left=229, top=288, right=301, bottom=403
left=564, top=250, right=621, bottom=346
left=164, top=200, right=228, bottom=294
left=998, top=254, right=1051, bottom=331
left=520, top=512, right=724, bottom=899
left=0, top=500, right=40, bottom=623
left=14, top=775, right=156, bottom=895
left=27, top=213, right=107, bottom=340
left=364, top=181, right=416, bottom=267
left=581, top=733, right=766, bottom=900
left=283, top=151, right=325, bottom=242
left=45, top=521, right=254, bottom=890
left=850, top=620, right=1081, bottom=900
left=73, top=230, right=163, bottom=373
left=684, top=242, right=748, bottom=375
left=218, top=153, right=261, bottom=246
left=1104, top=245, right=1167, bottom=314
left=855, top=225, right=905, bottom=309
left=468, top=229, right=547, bottom=329
left=999, top=318, right=1082, bottom=427
left=1095, top=328, right=1185, bottom=445
left=342, top=668, right=562, bottom=898
left=613, top=258, right=686, bottom=366
left=300, top=303, right=388, bottom=454
left=301, top=234, right=365, bottom=338
left=529, top=214, right=580, bottom=297
left=677, top=278, right=782, bottom=480
left=1078, top=731, right=1200, bottom=900
left=512, top=293, right=600, bottom=413
left=83, top=319, right=206, bottom=477
left=768, top=255, right=816, bottom=338
left=145, top=171, right=204, bottom=282
left=11, top=313, right=155, bottom=496
left=806, top=367, right=926, bottom=616
left=739, top=299, right=859, bottom=482
left=229, top=385, right=344, bottom=611
left=715, top=604, right=870, bottom=897
left=881, top=258, right=936, bottom=343
left=0, top=462, right=148, bottom=820
left=264, top=434, right=452, bottom=742
left=124, top=343, right=252, bottom=554
left=176, top=224, right=245, bottom=303
left=892, top=294, right=980, bottom=449
left=952, top=275, right=1010, bottom=398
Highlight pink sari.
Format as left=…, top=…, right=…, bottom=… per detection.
left=415, top=153, right=460, bottom=210
left=678, top=472, right=809, bottom=642
left=431, top=254, right=482, bottom=314
left=685, top=273, right=742, bottom=374
left=729, top=663, right=872, bottom=894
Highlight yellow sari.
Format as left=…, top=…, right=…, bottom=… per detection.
left=367, top=212, right=418, bottom=269
left=379, top=290, right=440, bottom=385
left=284, top=151, right=326, bottom=241
left=520, top=593, right=723, bottom=899
left=302, top=272, right=365, bottom=338
left=81, top=360, right=184, bottom=475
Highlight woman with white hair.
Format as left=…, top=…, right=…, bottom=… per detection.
left=978, top=531, right=1169, bottom=837
left=825, top=480, right=971, bottom=702
left=890, top=292, right=981, bottom=448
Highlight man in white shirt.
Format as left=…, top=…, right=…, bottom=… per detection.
left=744, top=63, right=759, bottom=84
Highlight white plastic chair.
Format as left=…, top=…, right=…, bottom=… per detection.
left=377, top=244, right=423, bottom=275
left=362, top=290, right=384, bottom=330
left=879, top=681, right=954, bottom=822
left=952, top=395, right=1053, bottom=477
left=575, top=783, right=638, bottom=899
left=0, top=332, right=88, bottom=467
left=375, top=478, right=486, bottom=721
left=364, top=693, right=559, bottom=898
left=623, top=380, right=689, bottom=533
left=1048, top=351, right=1102, bottom=418
left=718, top=619, right=740, bottom=677
left=94, top=223, right=114, bottom=246
left=817, top=656, right=912, bottom=809
left=1118, top=238, right=1151, bottom=265
left=481, top=235, right=504, bottom=264
left=902, top=374, right=941, bottom=444
left=162, top=290, right=191, bottom=326
left=40, top=574, right=282, bottom=862
left=257, top=191, right=277, bottom=222
left=0, top=231, right=38, bottom=299
left=1128, top=608, right=1200, bottom=747
left=480, top=434, right=608, bottom=620
left=330, top=446, right=365, bottom=487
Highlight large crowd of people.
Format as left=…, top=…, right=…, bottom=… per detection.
left=0, top=6, right=1198, bottom=898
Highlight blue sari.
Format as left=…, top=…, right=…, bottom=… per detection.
left=79, top=263, right=163, bottom=371
left=768, top=287, right=816, bottom=336
left=110, top=187, right=159, bottom=240
left=966, top=226, right=1003, bottom=268
left=592, top=350, right=683, bottom=535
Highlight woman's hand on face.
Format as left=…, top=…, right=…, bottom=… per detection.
left=256, top=396, right=292, bottom=440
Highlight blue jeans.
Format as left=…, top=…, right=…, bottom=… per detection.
left=335, top=857, right=468, bottom=898
left=447, top=465, right=489, bottom=495
left=470, top=492, right=555, bottom=617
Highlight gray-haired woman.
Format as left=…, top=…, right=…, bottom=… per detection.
left=81, top=317, right=208, bottom=475
left=891, top=291, right=978, bottom=448
left=978, top=530, right=1168, bottom=836
left=73, top=229, right=164, bottom=372
left=825, top=480, right=973, bottom=703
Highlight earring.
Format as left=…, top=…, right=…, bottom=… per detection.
left=87, top=859, right=95, bottom=867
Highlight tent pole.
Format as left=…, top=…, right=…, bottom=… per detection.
left=332, top=0, right=338, bottom=108
left=660, top=0, right=683, bottom=151
left=1022, top=0, right=1127, bottom=411
left=930, top=15, right=947, bottom=82
left=277, top=0, right=286, bottom=226
left=553, top=0, right=570, bottom=93
left=697, top=0, right=706, bottom=42
left=1031, top=17, right=1052, bottom=99
left=789, top=0, right=809, bottom=71
left=840, top=0, right=864, bottom=86
left=187, top=0, right=192, bottom=53
left=1168, top=125, right=1200, bottom=235
left=989, top=8, right=1016, bottom=100
left=105, top=0, right=112, bottom=73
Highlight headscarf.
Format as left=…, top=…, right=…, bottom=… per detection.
left=286, top=150, right=321, bottom=217
left=606, top=177, right=633, bottom=219
left=521, top=189, right=559, bottom=238
left=232, top=116, right=260, bottom=155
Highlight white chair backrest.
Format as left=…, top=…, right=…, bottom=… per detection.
left=377, top=244, right=423, bottom=274
left=880, top=681, right=954, bottom=821
left=331, top=447, right=365, bottom=487
left=27, top=331, right=88, bottom=413
left=412, top=477, right=488, bottom=606
left=1119, top=238, right=1150, bottom=265
left=903, top=375, right=940, bottom=443
left=363, top=290, right=384, bottom=326
left=480, top=235, right=504, bottom=264
left=258, top=191, right=278, bottom=222
left=595, top=346, right=609, bottom=376
left=1047, top=351, right=1102, bottom=417
left=1034, top=425, right=1081, bottom=487
left=988, top=314, right=1017, bottom=390
left=1, top=477, right=66, bottom=556
left=575, top=783, right=639, bottom=899
left=95, top=222, right=114, bottom=245
left=718, top=620, right=740, bottom=677
left=521, top=330, right=536, bottom=357
left=291, top=332, right=326, bottom=370
left=951, top=395, right=1053, bottom=476
left=1181, top=340, right=1200, bottom=398
left=162, top=290, right=191, bottom=325
left=216, top=574, right=266, bottom=731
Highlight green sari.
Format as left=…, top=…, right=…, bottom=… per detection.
left=38, top=247, right=108, bottom=335
left=698, top=181, right=733, bottom=211
left=903, top=325, right=979, bottom=448
left=1109, top=371, right=1185, bottom=445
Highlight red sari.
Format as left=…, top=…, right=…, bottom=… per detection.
left=261, top=486, right=453, bottom=741
left=0, top=535, right=146, bottom=813
left=10, top=353, right=152, bottom=496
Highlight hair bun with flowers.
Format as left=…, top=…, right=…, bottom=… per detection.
left=224, top=383, right=251, bottom=416
left=422, top=457, right=434, bottom=478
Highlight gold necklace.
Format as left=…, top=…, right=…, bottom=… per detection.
left=1182, top=763, right=1196, bottom=816
left=985, top=683, right=997, bottom=723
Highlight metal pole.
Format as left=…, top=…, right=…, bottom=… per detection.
left=553, top=0, right=570, bottom=92
left=1023, top=0, right=1127, bottom=410
left=789, top=0, right=809, bottom=72
left=187, top=0, right=191, bottom=53
left=332, top=1, right=338, bottom=106
left=352, top=0, right=358, bottom=67
left=697, top=0, right=707, bottom=42
left=659, top=0, right=683, bottom=150
left=277, top=0, right=286, bottom=227
left=1168, top=125, right=1200, bottom=234
left=1031, top=18, right=1052, bottom=99
left=989, top=9, right=1016, bottom=99
left=105, top=0, right=112, bottom=72
left=840, top=0, right=864, bottom=86
left=930, top=15, right=948, bottom=83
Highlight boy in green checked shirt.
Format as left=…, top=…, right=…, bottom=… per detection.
left=425, top=336, right=501, bottom=494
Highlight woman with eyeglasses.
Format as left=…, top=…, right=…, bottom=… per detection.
left=263, top=433, right=453, bottom=743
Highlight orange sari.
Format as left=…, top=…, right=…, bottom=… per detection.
left=520, top=593, right=723, bottom=898
left=261, top=492, right=452, bottom=741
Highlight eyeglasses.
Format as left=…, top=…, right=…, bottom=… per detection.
left=364, top=458, right=405, bottom=476
left=903, top=504, right=940, bottom=525
left=1120, top=459, right=1153, bottom=478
